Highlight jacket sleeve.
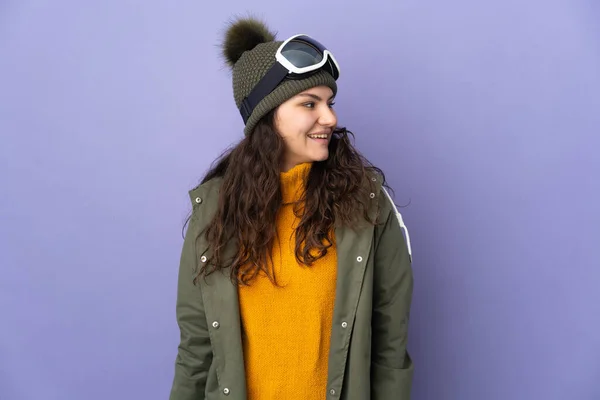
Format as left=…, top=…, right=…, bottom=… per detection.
left=169, top=212, right=212, bottom=400
left=371, top=191, right=415, bottom=400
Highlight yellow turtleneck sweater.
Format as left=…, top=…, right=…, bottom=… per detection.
left=238, top=162, right=338, bottom=399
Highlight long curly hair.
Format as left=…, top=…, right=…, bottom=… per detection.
left=192, top=110, right=387, bottom=285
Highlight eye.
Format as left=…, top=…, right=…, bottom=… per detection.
left=328, top=102, right=336, bottom=108
left=303, top=102, right=315, bottom=109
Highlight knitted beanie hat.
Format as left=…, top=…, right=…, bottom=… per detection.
left=221, top=18, right=338, bottom=136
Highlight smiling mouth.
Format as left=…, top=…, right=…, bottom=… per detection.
left=307, top=133, right=329, bottom=140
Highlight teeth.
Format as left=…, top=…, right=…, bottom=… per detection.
left=309, top=134, right=328, bottom=139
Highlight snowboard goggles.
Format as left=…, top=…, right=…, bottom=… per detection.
left=239, top=34, right=341, bottom=124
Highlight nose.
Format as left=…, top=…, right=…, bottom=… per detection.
left=318, top=105, right=337, bottom=128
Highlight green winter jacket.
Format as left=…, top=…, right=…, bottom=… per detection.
left=169, top=173, right=414, bottom=399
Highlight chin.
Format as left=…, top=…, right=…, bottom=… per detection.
left=311, top=152, right=330, bottom=162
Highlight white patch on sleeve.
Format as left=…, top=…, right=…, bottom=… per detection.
left=382, top=187, right=413, bottom=262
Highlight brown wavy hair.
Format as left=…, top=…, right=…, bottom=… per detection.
left=191, top=109, right=388, bottom=285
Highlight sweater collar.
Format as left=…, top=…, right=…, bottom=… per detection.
left=280, top=163, right=312, bottom=205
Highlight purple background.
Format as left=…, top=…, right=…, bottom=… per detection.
left=1, top=1, right=599, bottom=399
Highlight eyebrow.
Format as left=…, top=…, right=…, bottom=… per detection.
left=297, top=93, right=336, bottom=101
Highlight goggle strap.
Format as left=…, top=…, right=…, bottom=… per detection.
left=240, top=62, right=289, bottom=124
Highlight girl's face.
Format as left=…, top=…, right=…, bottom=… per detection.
left=274, top=86, right=337, bottom=172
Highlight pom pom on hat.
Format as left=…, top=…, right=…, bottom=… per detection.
left=221, top=17, right=276, bottom=67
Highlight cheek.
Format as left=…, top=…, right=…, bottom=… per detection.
left=284, top=123, right=311, bottom=142
left=275, top=108, right=317, bottom=143
left=294, top=114, right=317, bottom=135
